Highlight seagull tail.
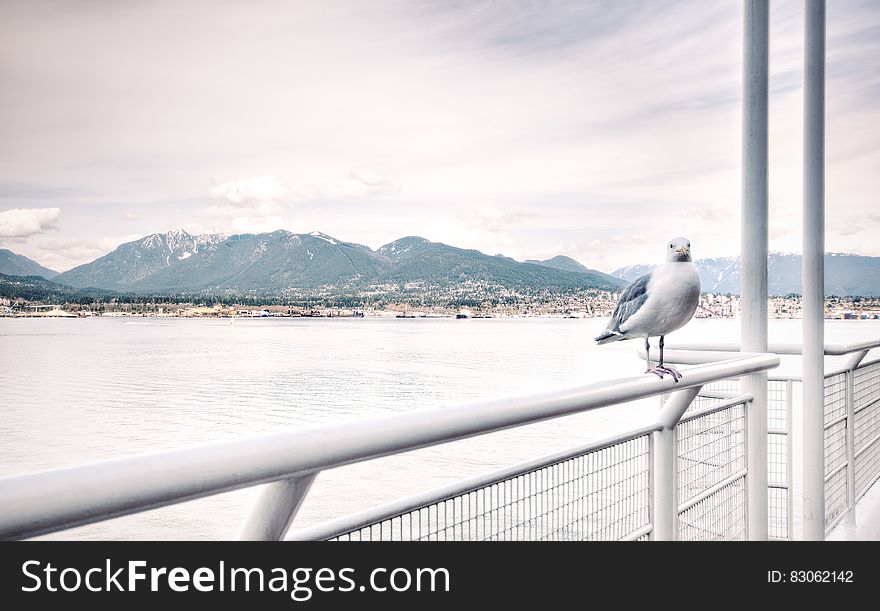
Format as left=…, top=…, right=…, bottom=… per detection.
left=595, top=330, right=625, bottom=345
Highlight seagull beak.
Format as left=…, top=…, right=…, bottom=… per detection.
left=675, top=247, right=688, bottom=256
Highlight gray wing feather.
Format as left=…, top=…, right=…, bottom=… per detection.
left=608, top=273, right=650, bottom=333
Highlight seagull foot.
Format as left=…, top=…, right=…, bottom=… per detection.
left=647, top=366, right=682, bottom=382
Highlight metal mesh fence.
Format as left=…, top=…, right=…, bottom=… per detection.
left=856, top=435, right=880, bottom=500
left=677, top=405, right=746, bottom=502
left=824, top=466, right=848, bottom=529
left=691, top=380, right=739, bottom=411
left=768, top=487, right=789, bottom=539
left=767, top=380, right=789, bottom=433
left=854, top=361, right=880, bottom=499
left=824, top=420, right=847, bottom=474
left=679, top=478, right=747, bottom=541
left=324, top=360, right=880, bottom=542
left=854, top=360, right=880, bottom=411
left=329, top=435, right=652, bottom=541
left=824, top=372, right=849, bottom=529
left=697, top=377, right=791, bottom=539
left=323, top=363, right=866, bottom=543
left=824, top=372, right=847, bottom=422
left=676, top=402, right=748, bottom=540
left=767, top=380, right=791, bottom=539
left=330, top=400, right=753, bottom=542
left=325, top=386, right=777, bottom=542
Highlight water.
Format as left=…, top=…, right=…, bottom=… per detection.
left=1, top=316, right=877, bottom=540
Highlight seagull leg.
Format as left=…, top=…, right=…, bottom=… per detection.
left=647, top=335, right=667, bottom=379
left=659, top=336, right=682, bottom=381
left=644, top=337, right=651, bottom=372
left=647, top=335, right=682, bottom=382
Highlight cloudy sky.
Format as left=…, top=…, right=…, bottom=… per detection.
left=1, top=0, right=878, bottom=273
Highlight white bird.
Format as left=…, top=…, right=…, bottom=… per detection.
left=595, top=237, right=700, bottom=381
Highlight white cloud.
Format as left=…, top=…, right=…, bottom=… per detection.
left=461, top=205, right=534, bottom=233
left=204, top=175, right=298, bottom=233
left=0, top=207, right=61, bottom=238
left=0, top=1, right=878, bottom=268
left=120, top=208, right=142, bottom=220
left=319, top=169, right=401, bottom=199
left=208, top=175, right=295, bottom=208
left=200, top=170, right=401, bottom=235
left=835, top=223, right=866, bottom=237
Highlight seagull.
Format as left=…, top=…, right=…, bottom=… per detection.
left=595, top=237, right=700, bottom=381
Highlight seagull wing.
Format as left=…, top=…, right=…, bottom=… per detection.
left=608, top=273, right=651, bottom=334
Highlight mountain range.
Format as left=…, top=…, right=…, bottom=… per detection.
left=612, top=252, right=880, bottom=296
left=2, top=230, right=879, bottom=297
left=0, top=248, right=59, bottom=279
left=54, top=229, right=228, bottom=290
left=37, top=230, right=624, bottom=294
left=0, top=273, right=121, bottom=304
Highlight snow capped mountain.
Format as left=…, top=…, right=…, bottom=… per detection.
left=51, top=230, right=625, bottom=294
left=307, top=231, right=338, bottom=245
left=612, top=252, right=880, bottom=296
left=139, top=229, right=227, bottom=262
left=55, top=229, right=229, bottom=290
left=34, top=230, right=880, bottom=297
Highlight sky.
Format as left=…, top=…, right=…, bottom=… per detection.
left=0, top=0, right=878, bottom=273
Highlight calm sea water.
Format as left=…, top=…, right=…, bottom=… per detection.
left=2, top=316, right=877, bottom=540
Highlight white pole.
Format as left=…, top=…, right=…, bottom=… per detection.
left=844, top=350, right=868, bottom=525
left=652, top=387, right=700, bottom=541
left=239, top=474, right=317, bottom=541
left=802, top=0, right=826, bottom=541
left=652, top=427, right=677, bottom=541
left=742, top=0, right=769, bottom=541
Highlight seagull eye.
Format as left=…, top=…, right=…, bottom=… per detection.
left=669, top=243, right=673, bottom=248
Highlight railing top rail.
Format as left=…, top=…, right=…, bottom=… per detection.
left=760, top=354, right=879, bottom=383
left=0, top=353, right=778, bottom=541
left=665, top=338, right=880, bottom=357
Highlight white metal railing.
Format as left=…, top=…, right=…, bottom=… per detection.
left=290, top=393, right=754, bottom=542
left=0, top=354, right=778, bottom=541
left=663, top=339, right=880, bottom=539
left=290, top=426, right=658, bottom=542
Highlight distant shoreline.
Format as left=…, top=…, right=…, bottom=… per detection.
left=3, top=311, right=878, bottom=321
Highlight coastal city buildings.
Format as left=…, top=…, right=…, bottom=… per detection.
left=2, top=292, right=878, bottom=319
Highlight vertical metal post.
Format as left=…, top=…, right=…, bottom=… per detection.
left=843, top=350, right=869, bottom=373
left=743, top=396, right=751, bottom=538
left=648, top=433, right=655, bottom=539
left=652, top=427, right=677, bottom=541
left=652, top=387, right=700, bottom=541
left=844, top=369, right=856, bottom=524
left=239, top=473, right=318, bottom=541
left=742, top=0, right=769, bottom=541
left=802, top=0, right=826, bottom=541
left=843, top=350, right=867, bottom=525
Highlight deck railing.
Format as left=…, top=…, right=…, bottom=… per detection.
left=0, top=354, right=778, bottom=541
left=662, top=339, right=880, bottom=539
left=3, top=338, right=877, bottom=542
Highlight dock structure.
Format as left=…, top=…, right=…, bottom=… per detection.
left=2, top=0, right=879, bottom=541
left=12, top=304, right=77, bottom=317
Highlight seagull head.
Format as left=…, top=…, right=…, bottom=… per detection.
left=666, top=237, right=692, bottom=263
